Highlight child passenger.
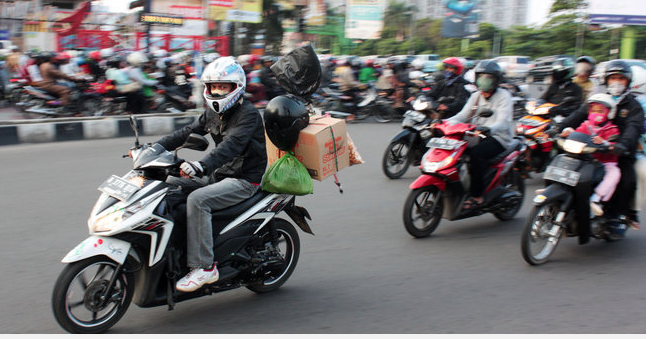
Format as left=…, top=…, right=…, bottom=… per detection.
left=561, top=93, right=621, bottom=216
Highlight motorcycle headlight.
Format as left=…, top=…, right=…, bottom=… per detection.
left=90, top=202, right=143, bottom=233
left=422, top=154, right=455, bottom=173
left=91, top=207, right=126, bottom=233
left=562, top=139, right=586, bottom=154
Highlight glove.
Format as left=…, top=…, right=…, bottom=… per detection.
left=180, top=161, right=204, bottom=178
left=476, top=126, right=491, bottom=136
left=610, top=143, right=627, bottom=156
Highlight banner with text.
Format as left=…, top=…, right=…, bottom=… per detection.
left=345, top=0, right=384, bottom=39
left=209, top=0, right=262, bottom=23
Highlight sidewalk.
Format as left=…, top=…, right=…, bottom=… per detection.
left=0, top=105, right=203, bottom=146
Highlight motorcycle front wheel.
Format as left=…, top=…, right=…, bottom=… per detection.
left=247, top=218, right=300, bottom=294
left=382, top=140, right=413, bottom=179
left=403, top=186, right=444, bottom=238
left=521, top=202, right=563, bottom=265
left=52, top=257, right=134, bottom=334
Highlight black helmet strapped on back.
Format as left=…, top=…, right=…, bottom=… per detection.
left=263, top=94, right=310, bottom=151
left=474, top=60, right=502, bottom=93
left=551, top=58, right=574, bottom=82
left=604, top=59, right=632, bottom=84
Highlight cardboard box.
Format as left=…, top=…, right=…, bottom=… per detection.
left=266, top=115, right=349, bottom=181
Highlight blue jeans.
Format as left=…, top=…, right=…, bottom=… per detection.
left=167, top=176, right=258, bottom=269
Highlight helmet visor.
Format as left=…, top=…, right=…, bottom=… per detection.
left=205, top=82, right=237, bottom=100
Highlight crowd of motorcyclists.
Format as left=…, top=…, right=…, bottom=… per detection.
left=0, top=47, right=645, bottom=236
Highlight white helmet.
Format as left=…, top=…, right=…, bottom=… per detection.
left=201, top=56, right=246, bottom=115
left=587, top=93, right=617, bottom=120
left=411, top=58, right=424, bottom=70
left=127, top=52, right=148, bottom=67
left=630, top=65, right=646, bottom=95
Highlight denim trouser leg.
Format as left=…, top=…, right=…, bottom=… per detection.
left=169, top=177, right=258, bottom=269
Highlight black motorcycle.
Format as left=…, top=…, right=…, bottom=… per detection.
left=381, top=95, right=437, bottom=179
left=521, top=131, right=629, bottom=265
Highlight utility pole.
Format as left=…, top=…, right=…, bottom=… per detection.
left=144, top=0, right=151, bottom=53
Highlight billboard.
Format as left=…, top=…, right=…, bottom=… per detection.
left=345, top=0, right=385, bottom=40
left=305, top=0, right=327, bottom=26
left=587, top=0, right=646, bottom=25
left=209, top=0, right=262, bottom=23
left=441, top=0, right=479, bottom=38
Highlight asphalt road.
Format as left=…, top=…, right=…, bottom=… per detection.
left=0, top=120, right=645, bottom=334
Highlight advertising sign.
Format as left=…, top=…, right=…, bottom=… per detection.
left=441, top=0, right=479, bottom=38
left=306, top=0, right=327, bottom=26
left=139, top=13, right=184, bottom=26
left=345, top=0, right=385, bottom=40
left=209, top=0, right=262, bottom=23
left=587, top=0, right=645, bottom=25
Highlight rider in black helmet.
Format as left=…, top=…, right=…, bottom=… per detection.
left=573, top=56, right=603, bottom=102
left=540, top=58, right=583, bottom=117
left=556, top=59, right=644, bottom=241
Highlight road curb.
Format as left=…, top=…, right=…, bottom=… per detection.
left=0, top=112, right=202, bottom=146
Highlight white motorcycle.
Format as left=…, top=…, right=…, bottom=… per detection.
left=51, top=116, right=313, bottom=333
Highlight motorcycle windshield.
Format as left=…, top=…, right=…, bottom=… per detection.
left=133, top=143, right=176, bottom=169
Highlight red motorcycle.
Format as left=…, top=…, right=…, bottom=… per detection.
left=402, top=119, right=527, bottom=238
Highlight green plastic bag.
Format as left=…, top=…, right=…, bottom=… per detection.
left=262, top=153, right=313, bottom=195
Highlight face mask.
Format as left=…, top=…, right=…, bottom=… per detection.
left=607, top=82, right=627, bottom=96
left=588, top=112, right=607, bottom=125
left=444, top=70, right=455, bottom=79
left=476, top=77, right=494, bottom=92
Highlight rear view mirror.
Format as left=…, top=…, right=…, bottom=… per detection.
left=181, top=133, right=209, bottom=151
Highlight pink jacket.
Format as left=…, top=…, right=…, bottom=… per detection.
left=576, top=121, right=620, bottom=163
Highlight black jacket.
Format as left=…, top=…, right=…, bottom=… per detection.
left=540, top=80, right=583, bottom=117
left=426, top=76, right=470, bottom=119
left=558, top=92, right=644, bottom=158
left=157, top=100, right=267, bottom=184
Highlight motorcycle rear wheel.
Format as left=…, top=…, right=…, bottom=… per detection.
left=403, top=186, right=444, bottom=238
left=246, top=218, right=300, bottom=294
left=493, top=170, right=525, bottom=220
left=382, top=140, right=413, bottom=179
left=373, top=104, right=394, bottom=123
left=52, top=256, right=134, bottom=334
left=79, top=97, right=102, bottom=117
left=521, top=202, right=563, bottom=265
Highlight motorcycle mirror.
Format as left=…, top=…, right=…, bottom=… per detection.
left=181, top=133, right=209, bottom=151
left=129, top=115, right=140, bottom=148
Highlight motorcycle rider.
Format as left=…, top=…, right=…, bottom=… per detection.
left=426, top=57, right=470, bottom=119
left=555, top=60, right=644, bottom=238
left=259, top=55, right=282, bottom=100
left=539, top=59, right=583, bottom=117
left=35, top=52, right=83, bottom=108
left=445, top=60, right=514, bottom=209
left=154, top=57, right=267, bottom=292
left=573, top=56, right=603, bottom=103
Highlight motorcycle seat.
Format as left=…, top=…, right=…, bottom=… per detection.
left=488, top=137, right=525, bottom=165
left=210, top=190, right=270, bottom=220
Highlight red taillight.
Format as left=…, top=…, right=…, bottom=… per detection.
left=156, top=89, right=165, bottom=94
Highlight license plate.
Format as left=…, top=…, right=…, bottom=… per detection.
left=543, top=166, right=581, bottom=186
left=98, top=175, right=140, bottom=201
left=427, top=137, right=461, bottom=150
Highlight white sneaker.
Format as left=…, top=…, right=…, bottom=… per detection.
left=589, top=201, right=604, bottom=216
left=176, top=264, right=219, bottom=292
